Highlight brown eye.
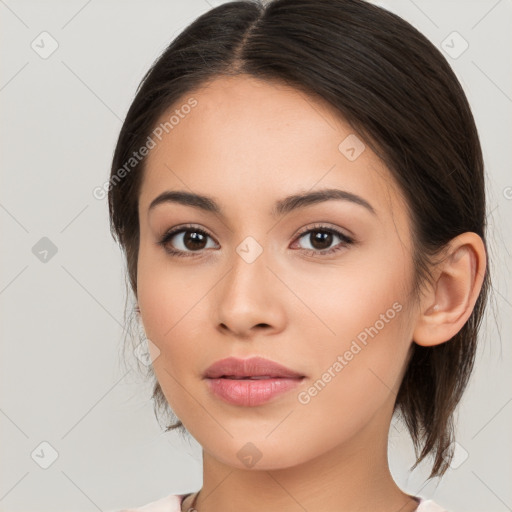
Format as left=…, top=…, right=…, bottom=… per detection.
left=158, top=226, right=218, bottom=257
left=180, top=230, right=208, bottom=251
left=293, top=225, right=354, bottom=256
left=304, top=230, right=334, bottom=251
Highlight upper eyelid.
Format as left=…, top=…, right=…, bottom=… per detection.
left=295, top=223, right=352, bottom=238
left=162, top=224, right=217, bottom=242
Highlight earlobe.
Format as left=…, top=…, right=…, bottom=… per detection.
left=413, top=233, right=486, bottom=347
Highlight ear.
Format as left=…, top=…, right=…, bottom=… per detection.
left=413, top=232, right=487, bottom=347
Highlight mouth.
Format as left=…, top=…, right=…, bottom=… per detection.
left=203, top=357, right=305, bottom=407
left=215, top=375, right=303, bottom=380
left=203, top=356, right=305, bottom=380
left=205, top=374, right=305, bottom=407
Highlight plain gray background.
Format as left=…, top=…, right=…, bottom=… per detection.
left=1, top=0, right=511, bottom=511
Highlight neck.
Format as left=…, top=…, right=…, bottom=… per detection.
left=186, top=406, right=419, bottom=512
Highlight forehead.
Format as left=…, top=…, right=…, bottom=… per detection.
left=139, top=74, right=407, bottom=225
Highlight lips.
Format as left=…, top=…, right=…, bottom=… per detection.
left=203, top=356, right=305, bottom=380
left=204, top=356, right=305, bottom=407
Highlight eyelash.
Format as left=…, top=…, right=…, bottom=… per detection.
left=156, top=223, right=355, bottom=258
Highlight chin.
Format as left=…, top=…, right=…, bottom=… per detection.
left=200, top=433, right=311, bottom=471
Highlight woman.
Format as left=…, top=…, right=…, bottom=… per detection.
left=108, top=0, right=490, bottom=510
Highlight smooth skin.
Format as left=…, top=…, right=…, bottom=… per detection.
left=135, top=75, right=486, bottom=512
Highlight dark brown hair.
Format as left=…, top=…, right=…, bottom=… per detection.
left=108, top=0, right=490, bottom=478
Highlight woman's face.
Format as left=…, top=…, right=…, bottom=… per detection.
left=136, top=75, right=418, bottom=469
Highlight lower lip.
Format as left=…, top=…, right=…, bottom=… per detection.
left=205, top=377, right=304, bottom=406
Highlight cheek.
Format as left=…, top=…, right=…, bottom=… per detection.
left=136, top=246, right=179, bottom=357
left=293, top=303, right=410, bottom=449
left=136, top=238, right=188, bottom=337
left=292, top=238, right=411, bottom=348
left=136, top=262, right=202, bottom=421
left=289, top=250, right=413, bottom=420
left=136, top=248, right=211, bottom=380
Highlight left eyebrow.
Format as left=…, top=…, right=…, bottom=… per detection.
left=272, top=188, right=376, bottom=217
left=148, top=188, right=376, bottom=218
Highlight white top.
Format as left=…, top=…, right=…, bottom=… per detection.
left=114, top=493, right=450, bottom=511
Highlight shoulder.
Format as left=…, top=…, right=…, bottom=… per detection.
left=416, top=498, right=451, bottom=512
left=110, top=493, right=189, bottom=512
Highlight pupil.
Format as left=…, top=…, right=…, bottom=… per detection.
left=185, top=231, right=206, bottom=250
left=311, top=231, right=332, bottom=250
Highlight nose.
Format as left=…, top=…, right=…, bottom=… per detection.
left=214, top=242, right=287, bottom=339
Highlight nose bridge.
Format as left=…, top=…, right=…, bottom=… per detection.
left=214, top=231, right=284, bottom=334
left=235, top=234, right=266, bottom=266
left=228, top=233, right=272, bottom=299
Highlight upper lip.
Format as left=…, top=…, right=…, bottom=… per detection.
left=203, top=356, right=305, bottom=379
